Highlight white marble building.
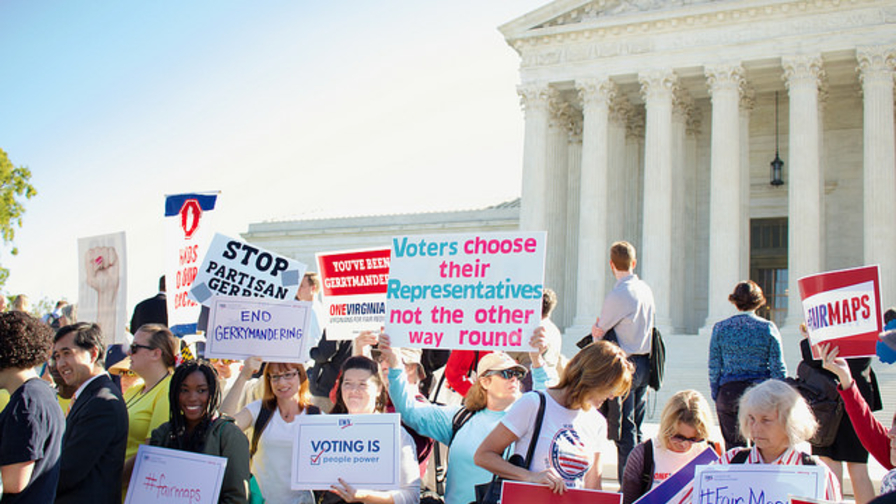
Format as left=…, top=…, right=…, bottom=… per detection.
left=500, top=0, right=896, bottom=337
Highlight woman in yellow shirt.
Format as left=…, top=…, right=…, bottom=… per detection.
left=121, top=323, right=178, bottom=486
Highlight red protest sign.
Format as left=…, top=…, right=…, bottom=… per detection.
left=798, top=265, right=882, bottom=358
left=501, top=481, right=622, bottom=504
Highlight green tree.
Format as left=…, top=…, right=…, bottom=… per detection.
left=0, top=148, right=37, bottom=288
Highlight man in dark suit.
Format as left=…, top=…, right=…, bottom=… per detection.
left=52, top=323, right=128, bottom=504
left=129, top=275, right=168, bottom=333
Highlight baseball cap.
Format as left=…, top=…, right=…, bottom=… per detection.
left=476, top=352, right=526, bottom=377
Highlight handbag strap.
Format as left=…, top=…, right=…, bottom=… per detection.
left=523, top=391, right=547, bottom=469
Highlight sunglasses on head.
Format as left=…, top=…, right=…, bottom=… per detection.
left=671, top=434, right=704, bottom=444
left=486, top=368, right=526, bottom=380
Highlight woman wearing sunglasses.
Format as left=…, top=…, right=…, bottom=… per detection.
left=122, top=324, right=178, bottom=487
left=221, top=360, right=319, bottom=504
left=378, top=331, right=553, bottom=504
left=475, top=340, right=633, bottom=493
left=621, top=390, right=719, bottom=504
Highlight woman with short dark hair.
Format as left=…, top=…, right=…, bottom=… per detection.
left=708, top=280, right=786, bottom=448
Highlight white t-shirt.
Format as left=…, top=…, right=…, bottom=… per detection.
left=650, top=439, right=704, bottom=488
left=501, top=391, right=607, bottom=488
left=246, top=400, right=315, bottom=504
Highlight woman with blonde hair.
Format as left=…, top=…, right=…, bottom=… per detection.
left=222, top=359, right=320, bottom=504
left=719, top=379, right=841, bottom=501
left=621, top=390, right=718, bottom=504
left=475, top=340, right=633, bottom=493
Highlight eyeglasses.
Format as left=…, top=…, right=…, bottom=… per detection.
left=118, top=370, right=136, bottom=378
left=269, top=371, right=299, bottom=383
left=485, top=369, right=526, bottom=381
left=671, top=434, right=705, bottom=444
left=129, top=343, right=154, bottom=354
left=210, top=359, right=235, bottom=365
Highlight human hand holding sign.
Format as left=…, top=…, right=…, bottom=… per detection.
left=818, top=343, right=853, bottom=389
left=377, top=334, right=401, bottom=370
left=528, top=326, right=548, bottom=368
left=84, top=246, right=119, bottom=339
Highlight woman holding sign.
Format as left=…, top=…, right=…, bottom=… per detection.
left=150, top=360, right=251, bottom=504
left=222, top=359, right=320, bottom=504
left=379, top=331, right=554, bottom=504
left=620, top=390, right=719, bottom=504
left=475, top=340, right=633, bottom=493
left=322, top=355, right=420, bottom=504
left=719, top=379, right=841, bottom=501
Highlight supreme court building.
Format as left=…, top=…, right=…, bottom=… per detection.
left=500, top=0, right=896, bottom=337
left=245, top=0, right=896, bottom=340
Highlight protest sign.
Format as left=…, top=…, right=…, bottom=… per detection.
left=633, top=447, right=719, bottom=504
left=790, top=498, right=838, bottom=504
left=165, top=192, right=218, bottom=336
left=317, top=247, right=390, bottom=340
left=693, top=465, right=825, bottom=504
left=125, top=444, right=227, bottom=504
left=205, top=296, right=312, bottom=362
left=292, top=413, right=401, bottom=491
left=78, top=232, right=128, bottom=344
left=501, top=481, right=621, bottom=504
left=798, top=265, right=882, bottom=358
left=190, top=233, right=307, bottom=307
left=384, top=231, right=545, bottom=351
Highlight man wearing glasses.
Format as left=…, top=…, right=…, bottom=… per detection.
left=52, top=323, right=128, bottom=504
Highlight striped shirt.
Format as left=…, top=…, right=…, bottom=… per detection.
left=718, top=447, right=841, bottom=501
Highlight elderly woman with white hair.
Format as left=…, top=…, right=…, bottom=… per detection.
left=719, top=379, right=841, bottom=501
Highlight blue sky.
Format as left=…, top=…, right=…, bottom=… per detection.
left=0, top=0, right=546, bottom=313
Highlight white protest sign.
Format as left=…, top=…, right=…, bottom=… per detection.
left=206, top=296, right=313, bottom=363
left=125, top=444, right=227, bottom=504
left=190, top=233, right=307, bottom=307
left=693, top=465, right=825, bottom=504
left=384, top=231, right=546, bottom=351
left=165, top=192, right=218, bottom=336
left=78, top=232, right=128, bottom=345
left=798, top=265, right=882, bottom=358
left=317, top=247, right=390, bottom=340
left=292, top=413, right=401, bottom=491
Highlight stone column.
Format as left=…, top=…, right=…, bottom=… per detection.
left=606, top=96, right=633, bottom=263
left=544, top=98, right=570, bottom=314
left=564, top=115, right=583, bottom=329
left=739, top=86, right=755, bottom=281
left=783, top=55, right=824, bottom=329
left=671, top=89, right=692, bottom=331
left=684, top=105, right=703, bottom=331
left=639, top=69, right=678, bottom=333
left=518, top=83, right=553, bottom=232
left=700, top=64, right=745, bottom=335
left=625, top=108, right=646, bottom=253
left=569, top=78, right=617, bottom=334
left=858, top=47, right=896, bottom=306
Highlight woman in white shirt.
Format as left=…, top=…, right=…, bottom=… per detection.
left=475, top=340, right=633, bottom=493
left=222, top=358, right=318, bottom=504
left=322, top=355, right=420, bottom=504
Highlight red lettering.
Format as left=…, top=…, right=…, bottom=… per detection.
left=861, top=294, right=871, bottom=319
left=842, top=299, right=854, bottom=323
left=827, top=301, right=841, bottom=325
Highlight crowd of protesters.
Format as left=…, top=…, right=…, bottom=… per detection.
left=2, top=240, right=896, bottom=504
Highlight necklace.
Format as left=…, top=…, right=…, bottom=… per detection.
left=125, top=372, right=170, bottom=410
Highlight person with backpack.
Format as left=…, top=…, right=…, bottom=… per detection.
left=378, top=330, right=553, bottom=504
left=475, top=340, right=633, bottom=493
left=620, top=390, right=719, bottom=504
left=718, top=379, right=841, bottom=501
left=221, top=360, right=319, bottom=504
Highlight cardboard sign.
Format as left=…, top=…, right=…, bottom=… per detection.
left=165, top=192, right=218, bottom=336
left=190, top=233, right=307, bottom=307
left=125, top=444, right=227, bottom=504
left=205, top=296, right=313, bottom=363
left=292, top=413, right=401, bottom=491
left=78, top=232, right=128, bottom=344
left=798, top=265, right=882, bottom=358
left=384, top=231, right=546, bottom=351
left=693, top=465, right=825, bottom=504
left=501, top=481, right=622, bottom=504
left=317, top=248, right=390, bottom=340
left=634, top=447, right=719, bottom=504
